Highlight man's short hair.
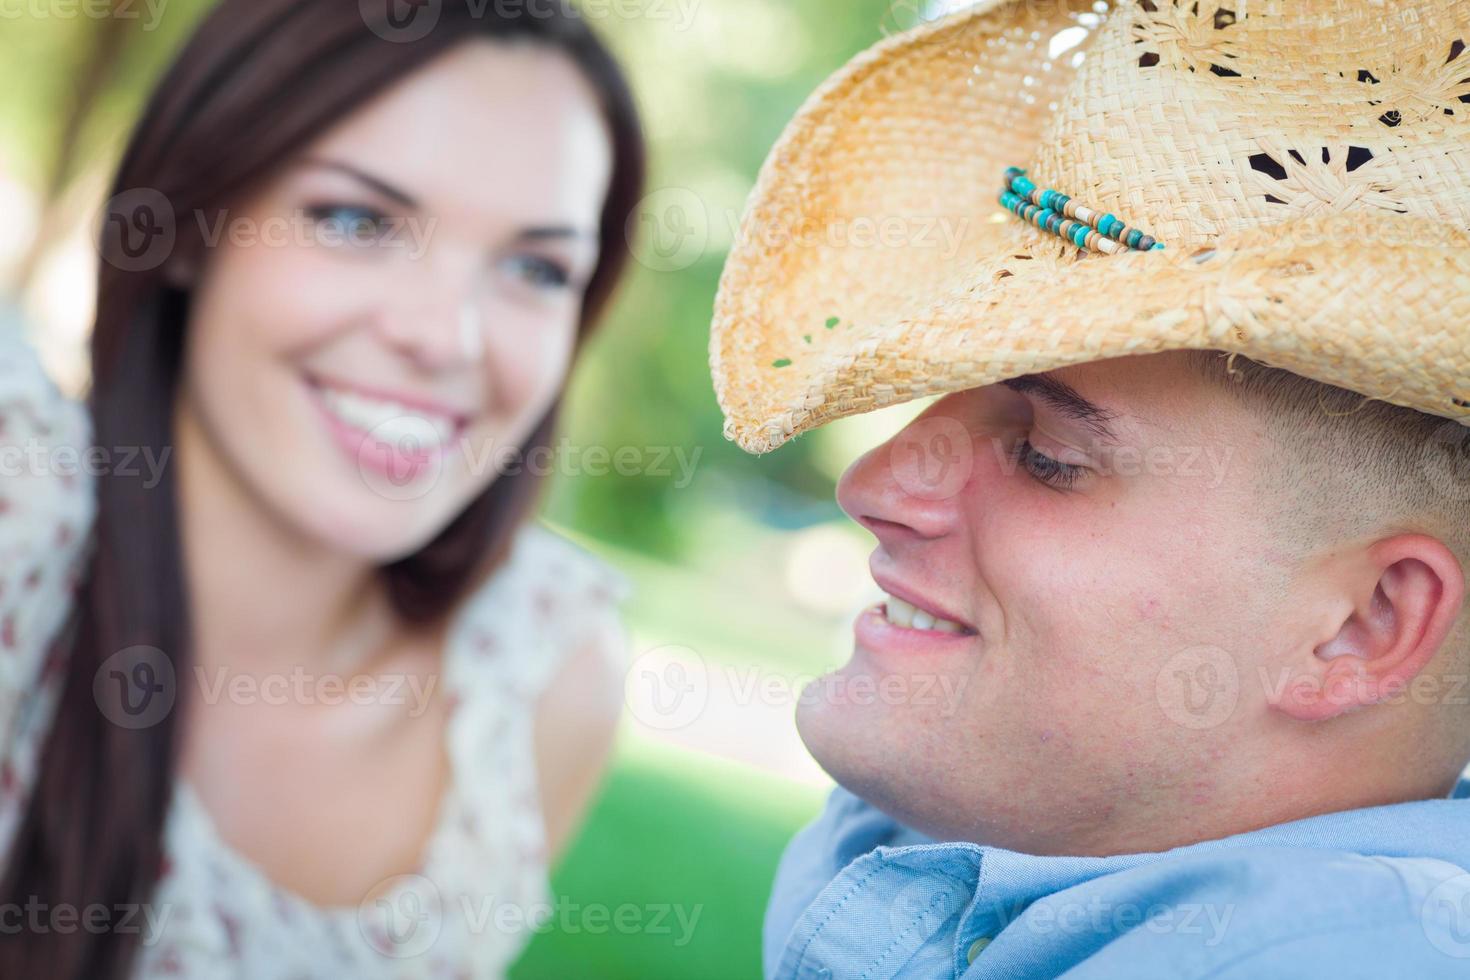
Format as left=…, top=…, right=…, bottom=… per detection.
left=1184, top=348, right=1470, bottom=657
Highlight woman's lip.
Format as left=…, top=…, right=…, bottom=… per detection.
left=304, top=378, right=446, bottom=481
left=870, top=571, right=977, bottom=634
left=303, top=370, right=475, bottom=426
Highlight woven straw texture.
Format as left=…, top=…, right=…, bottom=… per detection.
left=710, top=0, right=1470, bottom=454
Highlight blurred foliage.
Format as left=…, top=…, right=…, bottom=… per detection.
left=0, top=0, right=907, bottom=560
left=545, top=0, right=902, bottom=559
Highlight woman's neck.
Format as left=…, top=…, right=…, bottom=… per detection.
left=173, top=396, right=399, bottom=677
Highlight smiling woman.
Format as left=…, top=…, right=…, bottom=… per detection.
left=0, top=2, right=644, bottom=978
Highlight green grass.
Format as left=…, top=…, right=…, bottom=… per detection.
left=510, top=734, right=827, bottom=980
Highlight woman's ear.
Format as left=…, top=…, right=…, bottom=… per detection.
left=1269, top=534, right=1465, bottom=722
left=162, top=247, right=199, bottom=289
left=161, top=224, right=207, bottom=289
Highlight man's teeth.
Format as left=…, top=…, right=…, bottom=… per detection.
left=317, top=385, right=456, bottom=445
left=881, top=594, right=968, bottom=634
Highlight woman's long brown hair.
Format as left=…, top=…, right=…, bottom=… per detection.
left=0, top=2, right=644, bottom=976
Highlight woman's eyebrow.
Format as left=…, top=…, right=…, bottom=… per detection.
left=295, top=159, right=597, bottom=242
left=297, top=156, right=418, bottom=208
left=517, top=226, right=598, bottom=242
left=1002, top=372, right=1122, bottom=444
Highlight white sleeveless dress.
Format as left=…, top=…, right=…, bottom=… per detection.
left=0, top=317, right=629, bottom=978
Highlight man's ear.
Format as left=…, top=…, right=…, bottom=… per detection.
left=1268, top=534, right=1465, bottom=722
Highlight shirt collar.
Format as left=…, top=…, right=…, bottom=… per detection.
left=768, top=776, right=1470, bottom=978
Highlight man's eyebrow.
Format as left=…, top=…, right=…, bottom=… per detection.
left=298, top=157, right=418, bottom=208
left=1002, top=372, right=1122, bottom=444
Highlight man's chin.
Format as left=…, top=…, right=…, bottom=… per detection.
left=793, top=661, right=1010, bottom=845
left=795, top=675, right=949, bottom=836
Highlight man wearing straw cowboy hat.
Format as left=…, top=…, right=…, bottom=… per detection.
left=709, top=0, right=1470, bottom=976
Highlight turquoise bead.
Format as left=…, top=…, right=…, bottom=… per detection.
left=999, top=167, right=1164, bottom=253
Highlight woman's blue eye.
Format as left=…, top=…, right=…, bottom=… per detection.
left=502, top=254, right=572, bottom=291
left=1013, top=439, right=1085, bottom=490
left=306, top=204, right=391, bottom=243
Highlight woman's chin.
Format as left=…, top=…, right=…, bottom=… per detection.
left=285, top=479, right=472, bottom=564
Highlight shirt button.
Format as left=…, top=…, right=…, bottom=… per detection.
left=966, top=937, right=992, bottom=963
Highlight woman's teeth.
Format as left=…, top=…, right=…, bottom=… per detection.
left=317, top=385, right=457, bottom=446
left=881, top=594, right=968, bottom=634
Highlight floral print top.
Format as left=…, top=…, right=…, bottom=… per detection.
left=0, top=316, right=629, bottom=978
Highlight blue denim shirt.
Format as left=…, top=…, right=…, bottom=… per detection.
left=764, top=780, right=1470, bottom=978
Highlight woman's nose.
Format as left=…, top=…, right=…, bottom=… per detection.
left=376, top=260, right=487, bottom=373
left=836, top=409, right=976, bottom=544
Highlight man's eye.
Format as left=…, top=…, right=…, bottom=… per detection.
left=500, top=254, right=572, bottom=291
left=306, top=204, right=392, bottom=244
left=1013, top=439, right=1086, bottom=490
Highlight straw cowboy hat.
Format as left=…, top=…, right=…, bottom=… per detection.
left=709, top=0, right=1470, bottom=454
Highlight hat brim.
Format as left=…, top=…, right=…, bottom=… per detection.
left=709, top=0, right=1470, bottom=453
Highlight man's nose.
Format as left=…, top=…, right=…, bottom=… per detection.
left=835, top=409, right=976, bottom=544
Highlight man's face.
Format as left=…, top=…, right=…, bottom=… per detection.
left=800, top=351, right=1302, bottom=855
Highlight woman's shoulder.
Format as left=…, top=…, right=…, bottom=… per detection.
left=0, top=305, right=93, bottom=450
left=445, top=521, right=631, bottom=696
left=504, top=522, right=632, bottom=608
left=0, top=302, right=96, bottom=599
left=0, top=304, right=96, bottom=838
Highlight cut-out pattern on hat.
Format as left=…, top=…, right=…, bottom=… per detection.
left=1246, top=142, right=1408, bottom=216
left=1132, top=0, right=1243, bottom=77
left=1350, top=38, right=1470, bottom=128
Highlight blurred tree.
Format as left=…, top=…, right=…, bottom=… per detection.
left=1, top=0, right=211, bottom=297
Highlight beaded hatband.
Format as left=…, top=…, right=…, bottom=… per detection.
left=999, top=167, right=1165, bottom=255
